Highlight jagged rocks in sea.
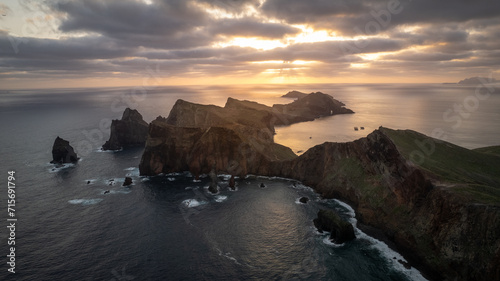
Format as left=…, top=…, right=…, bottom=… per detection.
left=314, top=209, right=355, bottom=244
left=50, top=136, right=79, bottom=164
left=123, top=177, right=133, bottom=186
left=102, top=108, right=149, bottom=151
left=208, top=166, right=219, bottom=194
left=229, top=175, right=236, bottom=190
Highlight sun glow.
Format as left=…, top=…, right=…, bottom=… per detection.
left=288, top=25, right=347, bottom=44
left=216, top=37, right=286, bottom=50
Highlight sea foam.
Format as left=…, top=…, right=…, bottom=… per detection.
left=68, top=198, right=103, bottom=205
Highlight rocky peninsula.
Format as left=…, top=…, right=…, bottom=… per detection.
left=139, top=92, right=352, bottom=176
left=131, top=91, right=499, bottom=281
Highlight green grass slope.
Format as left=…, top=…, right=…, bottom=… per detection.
left=474, top=145, right=500, bottom=157
left=380, top=127, right=500, bottom=205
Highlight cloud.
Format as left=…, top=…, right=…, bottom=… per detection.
left=209, top=18, right=301, bottom=38
left=0, top=34, right=133, bottom=59
left=261, top=0, right=500, bottom=36
left=1, top=0, right=500, bottom=86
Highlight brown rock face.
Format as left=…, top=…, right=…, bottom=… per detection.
left=102, top=108, right=149, bottom=150
left=271, top=92, right=354, bottom=125
left=138, top=119, right=295, bottom=177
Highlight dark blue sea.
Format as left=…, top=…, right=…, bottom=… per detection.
left=0, top=83, right=498, bottom=280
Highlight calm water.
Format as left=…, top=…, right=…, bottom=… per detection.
left=0, top=83, right=498, bottom=280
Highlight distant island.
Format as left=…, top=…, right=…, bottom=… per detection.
left=458, top=77, right=498, bottom=85
left=97, top=91, right=499, bottom=281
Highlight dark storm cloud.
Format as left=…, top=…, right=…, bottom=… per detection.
left=1, top=0, right=500, bottom=84
left=55, top=0, right=214, bottom=49
left=56, top=0, right=207, bottom=37
left=261, top=0, right=366, bottom=23
left=261, top=0, right=500, bottom=36
left=0, top=34, right=133, bottom=59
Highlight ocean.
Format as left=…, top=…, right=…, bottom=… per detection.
left=0, top=83, right=498, bottom=280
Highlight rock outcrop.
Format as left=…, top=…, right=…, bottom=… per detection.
left=282, top=90, right=308, bottom=99
left=123, top=177, right=133, bottom=186
left=102, top=108, right=149, bottom=150
left=139, top=118, right=295, bottom=176
left=271, top=92, right=354, bottom=125
left=140, top=93, right=352, bottom=177
left=229, top=175, right=236, bottom=190
left=225, top=92, right=354, bottom=126
left=299, top=197, right=309, bottom=204
left=50, top=136, right=79, bottom=164
left=314, top=209, right=355, bottom=244
left=208, top=167, right=218, bottom=194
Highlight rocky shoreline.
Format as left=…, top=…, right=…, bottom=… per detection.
left=93, top=91, right=499, bottom=281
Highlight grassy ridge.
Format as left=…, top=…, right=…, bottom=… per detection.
left=474, top=145, right=500, bottom=157
left=380, top=127, right=500, bottom=205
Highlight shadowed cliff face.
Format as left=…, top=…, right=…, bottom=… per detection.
left=140, top=92, right=352, bottom=177
left=102, top=108, right=149, bottom=150
left=267, top=129, right=432, bottom=225
left=138, top=118, right=296, bottom=177
left=268, top=128, right=499, bottom=281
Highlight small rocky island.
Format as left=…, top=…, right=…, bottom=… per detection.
left=458, top=77, right=498, bottom=85
left=50, top=136, right=79, bottom=164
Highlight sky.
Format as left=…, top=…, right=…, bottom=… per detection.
left=0, top=0, right=499, bottom=89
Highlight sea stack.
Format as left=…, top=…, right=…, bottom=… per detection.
left=208, top=166, right=218, bottom=194
left=102, top=108, right=149, bottom=150
left=313, top=209, right=355, bottom=244
left=50, top=136, right=79, bottom=164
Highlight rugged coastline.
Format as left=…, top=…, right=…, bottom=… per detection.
left=116, top=92, right=498, bottom=281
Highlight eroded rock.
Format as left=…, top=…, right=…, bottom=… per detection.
left=314, top=209, right=355, bottom=244
left=102, top=108, right=149, bottom=150
left=50, top=136, right=79, bottom=164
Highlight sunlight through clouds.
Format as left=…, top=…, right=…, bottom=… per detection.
left=0, top=0, right=499, bottom=88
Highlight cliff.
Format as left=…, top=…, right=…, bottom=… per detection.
left=140, top=92, right=352, bottom=176
left=263, top=128, right=500, bottom=281
left=139, top=118, right=295, bottom=176
left=102, top=108, right=149, bottom=150
left=137, top=94, right=499, bottom=280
